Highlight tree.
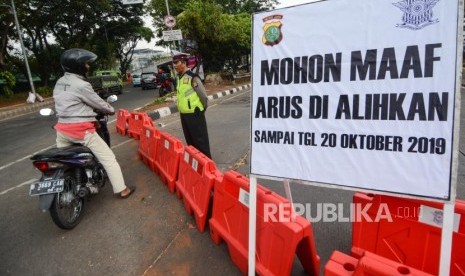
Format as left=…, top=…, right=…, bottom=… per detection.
left=3, top=0, right=153, bottom=86
left=215, top=0, right=278, bottom=14
left=87, top=1, right=154, bottom=77
left=0, top=1, right=15, bottom=70
left=175, top=0, right=253, bottom=72
left=219, top=13, right=251, bottom=72
left=148, top=0, right=276, bottom=72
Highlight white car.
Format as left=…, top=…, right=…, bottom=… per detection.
left=132, top=74, right=141, bottom=87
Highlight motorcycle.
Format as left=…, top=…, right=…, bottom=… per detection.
left=157, top=74, right=174, bottom=97
left=29, top=94, right=117, bottom=229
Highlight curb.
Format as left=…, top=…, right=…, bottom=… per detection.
left=0, top=83, right=252, bottom=122
left=0, top=98, right=55, bottom=121
left=146, top=83, right=251, bottom=121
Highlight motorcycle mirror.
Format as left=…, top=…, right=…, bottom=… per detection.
left=39, top=108, right=54, bottom=116
left=107, top=94, right=118, bottom=103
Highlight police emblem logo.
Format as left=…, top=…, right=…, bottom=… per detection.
left=262, top=15, right=283, bottom=46
left=432, top=210, right=443, bottom=225
left=393, top=0, right=440, bottom=30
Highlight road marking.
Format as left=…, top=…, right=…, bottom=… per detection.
left=111, top=139, right=134, bottom=149
left=0, top=178, right=37, bottom=196
left=0, top=138, right=131, bottom=195
left=0, top=145, right=55, bottom=171
left=142, top=229, right=184, bottom=275
left=0, top=91, right=245, bottom=192
left=0, top=121, right=120, bottom=172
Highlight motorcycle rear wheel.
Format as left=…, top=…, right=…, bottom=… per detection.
left=50, top=171, right=85, bottom=229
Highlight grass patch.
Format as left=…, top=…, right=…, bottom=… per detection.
left=0, top=92, right=31, bottom=108
left=0, top=86, right=53, bottom=108
left=147, top=92, right=175, bottom=106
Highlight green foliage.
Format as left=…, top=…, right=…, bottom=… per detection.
left=177, top=1, right=252, bottom=71
left=215, top=0, right=278, bottom=13
left=148, top=91, right=175, bottom=106
left=0, top=70, right=16, bottom=97
left=35, top=86, right=53, bottom=98
left=0, top=0, right=276, bottom=103
left=148, top=0, right=276, bottom=59
left=3, top=0, right=153, bottom=87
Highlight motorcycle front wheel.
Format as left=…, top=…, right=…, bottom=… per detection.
left=50, top=171, right=85, bottom=229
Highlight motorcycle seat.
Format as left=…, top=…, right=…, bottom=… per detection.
left=31, top=145, right=93, bottom=160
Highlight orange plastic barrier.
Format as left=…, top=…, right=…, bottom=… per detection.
left=325, top=250, right=434, bottom=276
left=128, top=112, right=153, bottom=140
left=352, top=193, right=465, bottom=275
left=175, top=146, right=222, bottom=232
left=154, top=132, right=184, bottom=193
left=115, top=109, right=130, bottom=136
left=209, top=170, right=320, bottom=276
left=137, top=123, right=160, bottom=171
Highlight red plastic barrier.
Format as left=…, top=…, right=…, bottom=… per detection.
left=175, top=146, right=222, bottom=232
left=325, top=250, right=434, bottom=276
left=154, top=132, right=184, bottom=193
left=352, top=193, right=465, bottom=275
left=115, top=109, right=130, bottom=136
left=128, top=112, right=152, bottom=140
left=137, top=123, right=160, bottom=171
left=209, top=170, right=320, bottom=276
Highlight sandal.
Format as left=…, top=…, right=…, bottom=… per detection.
left=120, top=186, right=136, bottom=199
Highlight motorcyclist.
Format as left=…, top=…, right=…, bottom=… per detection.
left=53, top=48, right=135, bottom=199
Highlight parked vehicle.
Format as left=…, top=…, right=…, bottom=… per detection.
left=132, top=74, right=141, bottom=87
left=87, top=70, right=123, bottom=95
left=140, top=72, right=159, bottom=90
left=94, top=70, right=123, bottom=87
left=29, top=95, right=117, bottom=230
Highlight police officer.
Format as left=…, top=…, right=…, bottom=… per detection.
left=173, top=53, right=211, bottom=158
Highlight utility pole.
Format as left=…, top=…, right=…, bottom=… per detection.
left=10, top=0, right=37, bottom=100
left=164, top=0, right=170, bottom=16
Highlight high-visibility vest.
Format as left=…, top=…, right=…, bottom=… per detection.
left=176, top=72, right=204, bottom=114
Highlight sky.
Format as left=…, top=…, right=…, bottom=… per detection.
left=135, top=0, right=317, bottom=50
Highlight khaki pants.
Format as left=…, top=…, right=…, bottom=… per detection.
left=56, top=131, right=126, bottom=193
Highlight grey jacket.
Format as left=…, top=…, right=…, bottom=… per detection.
left=192, top=75, right=208, bottom=109
left=53, top=73, right=114, bottom=123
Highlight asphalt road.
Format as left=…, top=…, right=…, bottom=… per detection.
left=0, top=85, right=464, bottom=275
left=0, top=85, right=247, bottom=276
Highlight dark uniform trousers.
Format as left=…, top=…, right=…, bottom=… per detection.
left=180, top=107, right=211, bottom=158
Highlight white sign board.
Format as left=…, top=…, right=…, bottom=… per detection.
left=163, top=29, right=183, bottom=41
left=122, top=0, right=143, bottom=4
left=251, top=0, right=460, bottom=200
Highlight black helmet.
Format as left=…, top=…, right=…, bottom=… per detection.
left=60, top=48, right=97, bottom=76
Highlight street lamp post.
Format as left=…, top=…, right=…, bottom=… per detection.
left=3, top=0, right=37, bottom=100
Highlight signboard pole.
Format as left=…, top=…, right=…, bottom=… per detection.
left=248, top=176, right=257, bottom=275
left=283, top=179, right=294, bottom=208
left=439, top=202, right=454, bottom=276
left=164, top=0, right=181, bottom=51
left=439, top=5, right=462, bottom=271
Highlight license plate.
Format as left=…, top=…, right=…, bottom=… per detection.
left=29, top=179, right=64, bottom=196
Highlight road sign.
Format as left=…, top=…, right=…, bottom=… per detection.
left=163, top=29, right=182, bottom=41
left=164, top=15, right=176, bottom=28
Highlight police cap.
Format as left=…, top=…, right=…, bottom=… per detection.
left=172, top=51, right=189, bottom=63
